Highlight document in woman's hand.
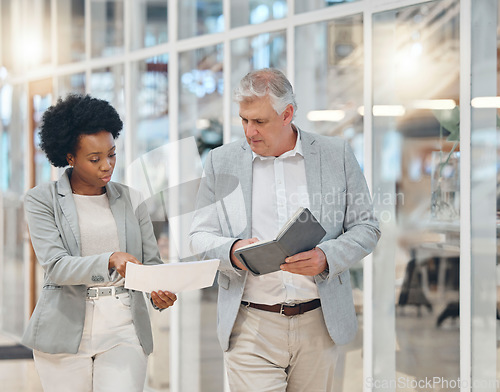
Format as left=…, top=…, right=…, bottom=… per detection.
left=124, top=259, right=220, bottom=293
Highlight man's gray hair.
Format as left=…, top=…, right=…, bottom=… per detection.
left=233, top=68, right=297, bottom=119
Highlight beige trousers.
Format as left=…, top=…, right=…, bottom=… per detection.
left=224, top=304, right=339, bottom=392
left=33, top=292, right=147, bottom=392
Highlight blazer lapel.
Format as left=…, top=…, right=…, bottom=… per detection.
left=57, top=169, right=82, bottom=255
left=300, top=130, right=322, bottom=221
left=107, top=182, right=127, bottom=252
left=238, top=141, right=253, bottom=238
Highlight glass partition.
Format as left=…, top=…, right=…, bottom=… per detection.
left=25, top=0, right=52, bottom=69
left=469, top=0, right=498, bottom=388
left=179, top=45, right=224, bottom=152
left=497, top=2, right=500, bottom=384
left=1, top=0, right=51, bottom=73
left=91, top=0, right=124, bottom=58
left=295, top=0, right=359, bottom=14
left=57, top=0, right=85, bottom=64
left=295, top=15, right=363, bottom=163
left=231, top=0, right=287, bottom=28
left=294, top=14, right=364, bottom=392
left=0, top=84, right=27, bottom=338
left=129, top=54, right=169, bottom=228
left=230, top=31, right=286, bottom=140
left=1, top=0, right=14, bottom=72
left=32, top=93, right=52, bottom=186
left=90, top=65, right=126, bottom=182
left=178, top=0, right=223, bottom=40
left=128, top=54, right=171, bottom=392
left=130, top=55, right=169, bottom=162
left=177, top=43, right=224, bottom=391
left=58, top=73, right=86, bottom=97
left=131, top=0, right=168, bottom=50
left=372, top=0, right=460, bottom=388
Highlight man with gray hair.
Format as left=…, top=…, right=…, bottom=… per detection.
left=190, top=68, right=380, bottom=391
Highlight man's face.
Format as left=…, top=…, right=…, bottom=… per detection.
left=239, top=95, right=293, bottom=157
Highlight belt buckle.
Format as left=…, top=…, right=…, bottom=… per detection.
left=280, top=303, right=296, bottom=316
left=87, top=288, right=98, bottom=299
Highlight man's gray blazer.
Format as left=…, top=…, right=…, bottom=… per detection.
left=190, top=129, right=381, bottom=351
left=22, top=168, right=161, bottom=355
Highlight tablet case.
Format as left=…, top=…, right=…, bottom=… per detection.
left=234, top=207, right=326, bottom=276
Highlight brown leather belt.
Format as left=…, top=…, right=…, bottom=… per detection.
left=241, top=299, right=321, bottom=317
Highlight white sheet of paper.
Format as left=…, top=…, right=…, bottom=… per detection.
left=124, top=259, right=220, bottom=293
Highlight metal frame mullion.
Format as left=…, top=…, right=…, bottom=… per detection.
left=287, top=0, right=295, bottom=86
left=123, top=0, right=133, bottom=172
left=223, top=0, right=232, bottom=145
left=363, top=3, right=374, bottom=391
left=84, top=0, right=92, bottom=93
left=459, top=0, right=472, bottom=390
left=167, top=1, right=181, bottom=392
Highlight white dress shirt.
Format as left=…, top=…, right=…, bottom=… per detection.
left=241, top=129, right=320, bottom=305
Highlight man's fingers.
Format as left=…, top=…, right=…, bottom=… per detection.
left=152, top=290, right=177, bottom=307
left=285, top=250, right=314, bottom=263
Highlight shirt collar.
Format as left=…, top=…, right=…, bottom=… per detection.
left=251, top=127, right=304, bottom=161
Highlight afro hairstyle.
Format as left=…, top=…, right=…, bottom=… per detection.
left=39, top=94, right=123, bottom=168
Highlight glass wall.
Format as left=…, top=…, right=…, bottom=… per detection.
left=1, top=0, right=499, bottom=391
left=497, top=2, right=500, bottom=384
left=295, top=0, right=359, bottom=13
left=230, top=31, right=287, bottom=139
left=131, top=55, right=169, bottom=161
left=231, top=0, right=287, bottom=28
left=131, top=0, right=168, bottom=50
left=90, top=65, right=126, bottom=182
left=295, top=14, right=364, bottom=391
left=295, top=15, right=364, bottom=162
left=179, top=45, right=224, bottom=150
left=372, top=0, right=460, bottom=388
left=58, top=73, right=86, bottom=97
left=177, top=43, right=224, bottom=392
left=470, top=0, right=498, bottom=388
left=91, top=0, right=124, bottom=58
left=0, top=84, right=27, bottom=337
left=57, top=0, right=85, bottom=64
left=178, top=0, right=223, bottom=40
left=1, top=0, right=14, bottom=72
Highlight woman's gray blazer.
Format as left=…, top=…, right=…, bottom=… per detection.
left=22, top=168, right=161, bottom=355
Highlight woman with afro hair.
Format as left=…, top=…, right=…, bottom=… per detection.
left=22, top=94, right=177, bottom=392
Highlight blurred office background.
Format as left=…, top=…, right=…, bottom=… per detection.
left=0, top=0, right=499, bottom=391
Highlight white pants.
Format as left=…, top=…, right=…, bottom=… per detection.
left=224, top=305, right=339, bottom=392
left=34, top=292, right=148, bottom=392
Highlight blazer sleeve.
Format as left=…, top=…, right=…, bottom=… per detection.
left=316, top=140, right=381, bottom=279
left=24, top=188, right=113, bottom=286
left=188, top=149, right=241, bottom=273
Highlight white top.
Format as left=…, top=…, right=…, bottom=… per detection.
left=73, top=193, right=123, bottom=287
left=241, top=130, right=320, bottom=305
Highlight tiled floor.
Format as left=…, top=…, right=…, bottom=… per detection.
left=0, top=299, right=497, bottom=392
left=0, top=335, right=42, bottom=392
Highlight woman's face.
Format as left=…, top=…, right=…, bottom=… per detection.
left=67, top=131, right=116, bottom=195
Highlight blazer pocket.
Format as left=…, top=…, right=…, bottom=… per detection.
left=43, top=284, right=62, bottom=290
left=217, top=272, right=230, bottom=290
